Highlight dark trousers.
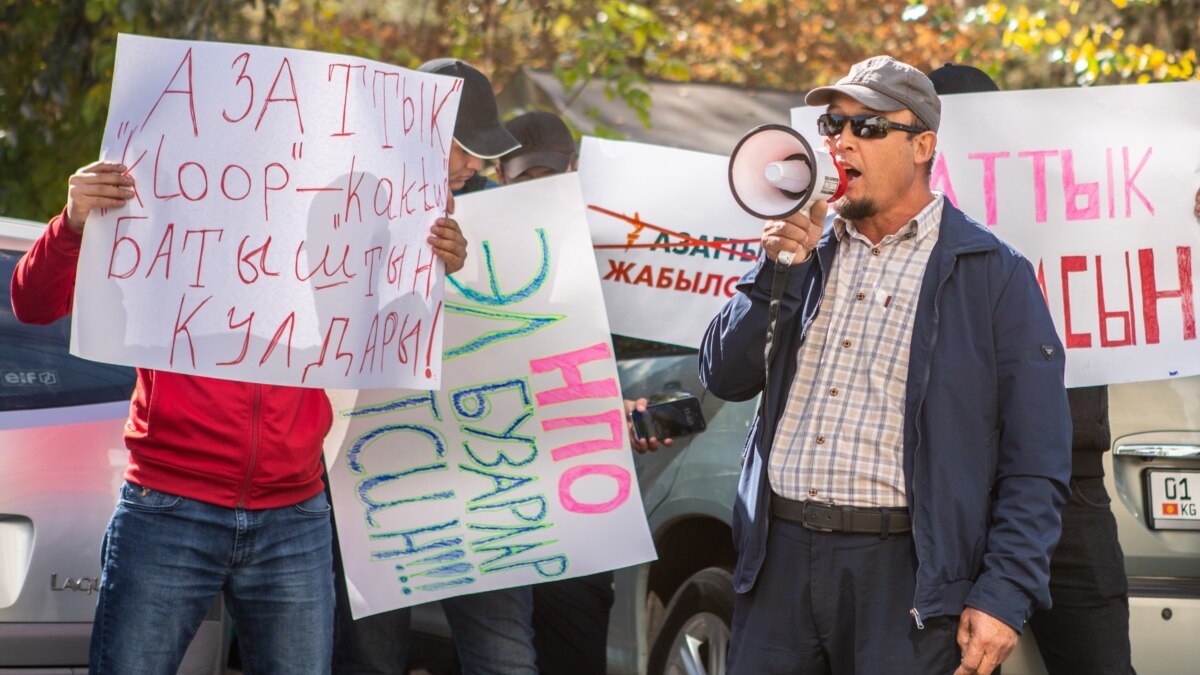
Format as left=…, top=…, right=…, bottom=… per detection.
left=531, top=572, right=614, bottom=675
left=326, top=470, right=536, bottom=675
left=728, top=518, right=960, bottom=674
left=329, top=517, right=536, bottom=675
left=327, top=475, right=411, bottom=674
left=1029, top=476, right=1134, bottom=675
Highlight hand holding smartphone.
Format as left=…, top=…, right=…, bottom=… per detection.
left=630, top=393, right=707, bottom=445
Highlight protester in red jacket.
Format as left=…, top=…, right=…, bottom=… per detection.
left=10, top=160, right=467, bottom=675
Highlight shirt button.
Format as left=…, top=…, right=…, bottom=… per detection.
left=816, top=436, right=826, bottom=445
left=856, top=292, right=866, bottom=301
left=842, top=339, right=852, bottom=348
left=809, top=489, right=819, bottom=497
left=871, top=248, right=881, bottom=256
left=829, top=387, right=839, bottom=397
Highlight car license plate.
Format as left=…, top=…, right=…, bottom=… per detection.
left=1145, top=469, right=1200, bottom=530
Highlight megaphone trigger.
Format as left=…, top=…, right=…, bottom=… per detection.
left=728, top=124, right=846, bottom=221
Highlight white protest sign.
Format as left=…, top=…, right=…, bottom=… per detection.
left=579, top=137, right=763, bottom=348
left=796, top=81, right=1200, bottom=386
left=325, top=174, right=656, bottom=618
left=73, top=34, right=460, bottom=389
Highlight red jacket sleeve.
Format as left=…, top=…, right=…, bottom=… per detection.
left=10, top=207, right=83, bottom=325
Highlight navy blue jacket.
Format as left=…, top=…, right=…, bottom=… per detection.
left=699, top=200, right=1071, bottom=632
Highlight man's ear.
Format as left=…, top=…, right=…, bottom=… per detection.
left=914, top=132, right=937, bottom=165
left=495, top=163, right=509, bottom=185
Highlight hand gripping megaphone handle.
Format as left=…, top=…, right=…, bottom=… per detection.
left=776, top=194, right=822, bottom=267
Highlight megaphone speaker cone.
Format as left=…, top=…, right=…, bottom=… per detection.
left=728, top=124, right=845, bottom=220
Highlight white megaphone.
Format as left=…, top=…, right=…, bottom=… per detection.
left=728, top=124, right=847, bottom=220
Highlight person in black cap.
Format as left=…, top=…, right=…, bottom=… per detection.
left=927, top=63, right=1000, bottom=95
left=701, top=55, right=1071, bottom=675
left=496, top=111, right=578, bottom=184
left=420, top=58, right=521, bottom=194
left=330, top=59, right=537, bottom=675
left=494, top=110, right=606, bottom=675
left=930, top=62, right=1136, bottom=675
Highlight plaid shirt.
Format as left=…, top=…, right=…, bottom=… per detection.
left=768, top=195, right=944, bottom=507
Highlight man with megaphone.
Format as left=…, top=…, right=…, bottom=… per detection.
left=700, top=55, right=1071, bottom=675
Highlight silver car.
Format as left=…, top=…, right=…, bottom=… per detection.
left=0, top=216, right=228, bottom=674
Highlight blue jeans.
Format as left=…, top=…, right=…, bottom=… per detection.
left=89, top=481, right=334, bottom=675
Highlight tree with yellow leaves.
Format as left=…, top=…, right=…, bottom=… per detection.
left=964, top=0, right=1198, bottom=85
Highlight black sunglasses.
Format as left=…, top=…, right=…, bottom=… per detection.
left=816, top=113, right=927, bottom=139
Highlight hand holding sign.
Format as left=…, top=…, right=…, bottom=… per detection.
left=66, top=162, right=136, bottom=233
left=428, top=215, right=468, bottom=275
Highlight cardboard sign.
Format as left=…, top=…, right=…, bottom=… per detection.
left=580, top=137, right=763, bottom=348
left=74, top=34, right=460, bottom=389
left=326, top=175, right=656, bottom=617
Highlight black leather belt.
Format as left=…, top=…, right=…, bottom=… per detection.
left=771, top=493, right=911, bottom=536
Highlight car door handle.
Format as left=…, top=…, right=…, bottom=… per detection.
left=1113, top=442, right=1200, bottom=459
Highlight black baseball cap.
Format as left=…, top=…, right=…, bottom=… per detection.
left=929, top=64, right=999, bottom=95
left=500, top=111, right=576, bottom=178
left=418, top=58, right=521, bottom=159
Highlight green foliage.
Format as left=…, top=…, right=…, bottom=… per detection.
left=0, top=0, right=680, bottom=219
left=0, top=0, right=279, bottom=220
left=553, top=1, right=675, bottom=127
left=274, top=1, right=685, bottom=132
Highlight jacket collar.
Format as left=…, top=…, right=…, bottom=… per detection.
left=931, top=200, right=999, bottom=257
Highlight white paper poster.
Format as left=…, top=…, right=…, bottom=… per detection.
left=73, top=34, right=460, bottom=389
left=325, top=175, right=656, bottom=618
left=792, top=82, right=1200, bottom=386
left=579, top=137, right=764, bottom=348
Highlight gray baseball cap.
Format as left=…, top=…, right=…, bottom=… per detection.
left=805, top=55, right=941, bottom=132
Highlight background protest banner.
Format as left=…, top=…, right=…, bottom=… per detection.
left=325, top=174, right=656, bottom=618
left=73, top=34, right=459, bottom=389
left=580, top=137, right=763, bottom=348
left=797, top=81, right=1200, bottom=386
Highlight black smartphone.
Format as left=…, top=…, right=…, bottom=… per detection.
left=631, top=394, right=706, bottom=442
